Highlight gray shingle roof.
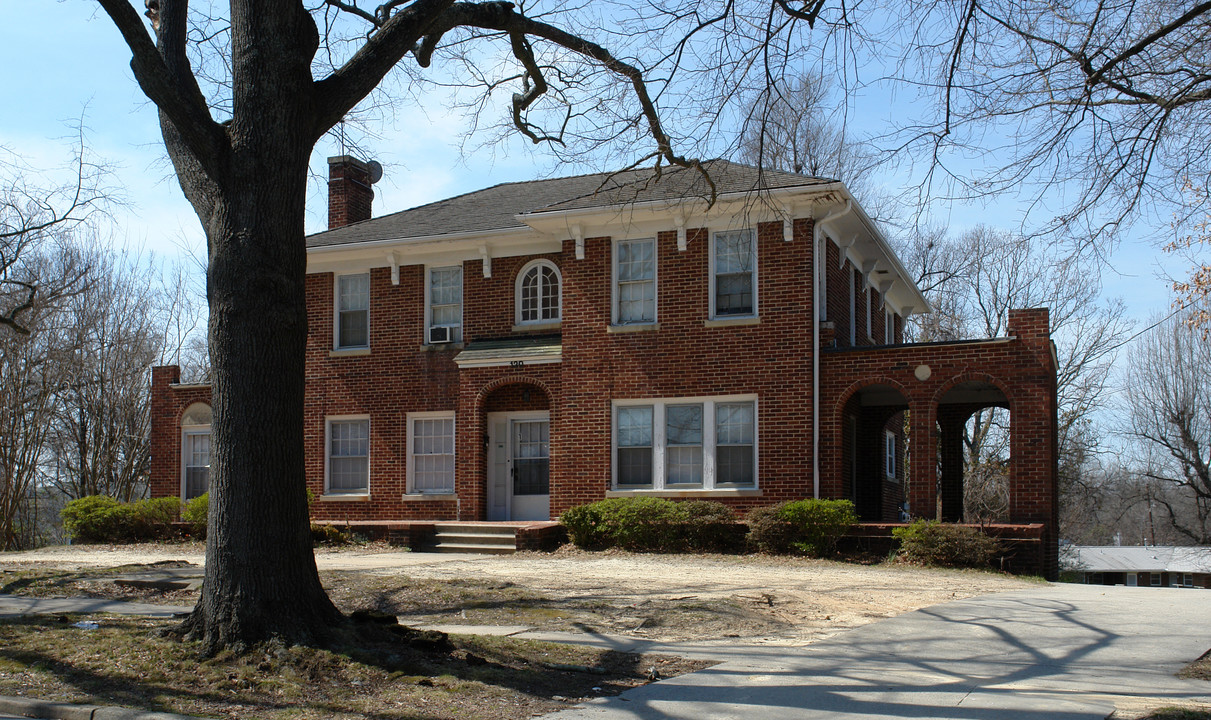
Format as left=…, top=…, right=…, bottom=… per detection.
left=307, top=160, right=835, bottom=249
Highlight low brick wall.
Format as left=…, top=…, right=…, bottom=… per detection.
left=839, top=522, right=1048, bottom=576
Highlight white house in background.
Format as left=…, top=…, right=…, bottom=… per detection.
left=1065, top=546, right=1211, bottom=588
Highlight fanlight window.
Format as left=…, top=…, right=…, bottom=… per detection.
left=517, top=261, right=561, bottom=324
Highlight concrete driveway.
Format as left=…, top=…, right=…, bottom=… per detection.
left=535, top=584, right=1211, bottom=720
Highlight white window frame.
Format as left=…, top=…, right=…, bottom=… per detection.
left=426, top=265, right=464, bottom=343
left=334, top=272, right=370, bottom=350
left=180, top=427, right=211, bottom=500
left=612, top=237, right=658, bottom=325
left=885, top=309, right=895, bottom=345
left=1150, top=573, right=1161, bottom=586
left=611, top=395, right=758, bottom=491
left=406, top=411, right=456, bottom=495
left=325, top=415, right=370, bottom=496
left=710, top=228, right=758, bottom=319
left=885, top=430, right=897, bottom=479
left=514, top=259, right=562, bottom=326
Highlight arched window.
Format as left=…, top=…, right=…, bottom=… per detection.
left=181, top=403, right=212, bottom=500
left=515, top=260, right=561, bottom=325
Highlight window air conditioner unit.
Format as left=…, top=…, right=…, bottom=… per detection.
left=428, top=326, right=453, bottom=344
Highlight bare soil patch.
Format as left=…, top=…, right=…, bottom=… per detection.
left=0, top=543, right=1036, bottom=645
left=0, top=615, right=705, bottom=719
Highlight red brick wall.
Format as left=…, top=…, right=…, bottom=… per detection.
left=149, top=366, right=213, bottom=500
left=819, top=307, right=1059, bottom=577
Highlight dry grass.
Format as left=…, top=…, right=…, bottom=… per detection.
left=0, top=615, right=707, bottom=719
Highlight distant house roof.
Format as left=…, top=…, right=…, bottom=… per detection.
left=307, top=160, right=835, bottom=249
left=1066, top=546, right=1211, bottom=573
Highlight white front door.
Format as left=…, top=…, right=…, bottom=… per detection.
left=487, top=412, right=551, bottom=521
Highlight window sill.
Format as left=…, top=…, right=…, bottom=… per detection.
left=605, top=488, right=761, bottom=498
left=704, top=316, right=760, bottom=328
left=513, top=321, right=561, bottom=333
left=320, top=493, right=370, bottom=502
left=607, top=322, right=660, bottom=334
left=401, top=492, right=457, bottom=502
left=329, top=347, right=371, bottom=358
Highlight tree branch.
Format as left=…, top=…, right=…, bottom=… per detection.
left=94, top=0, right=230, bottom=185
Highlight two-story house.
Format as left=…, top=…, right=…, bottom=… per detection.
left=150, top=156, right=1060, bottom=575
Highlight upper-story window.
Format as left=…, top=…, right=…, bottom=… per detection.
left=614, top=238, right=656, bottom=325
left=335, top=273, right=369, bottom=349
left=427, top=266, right=463, bottom=343
left=516, top=260, right=561, bottom=326
left=711, top=229, right=756, bottom=317
left=885, top=309, right=895, bottom=344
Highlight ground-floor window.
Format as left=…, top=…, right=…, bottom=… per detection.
left=183, top=430, right=210, bottom=500
left=613, top=396, right=757, bottom=490
left=326, top=417, right=370, bottom=495
left=407, top=412, right=455, bottom=494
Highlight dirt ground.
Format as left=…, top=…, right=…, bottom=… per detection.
left=0, top=542, right=1036, bottom=645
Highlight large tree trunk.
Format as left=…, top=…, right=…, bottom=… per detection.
left=172, top=0, right=342, bottom=653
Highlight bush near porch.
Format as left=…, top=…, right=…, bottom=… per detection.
left=559, top=497, right=745, bottom=552
left=559, top=497, right=857, bottom=556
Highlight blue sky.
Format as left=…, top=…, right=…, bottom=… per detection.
left=0, top=0, right=1186, bottom=331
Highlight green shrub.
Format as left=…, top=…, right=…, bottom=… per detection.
left=746, top=499, right=857, bottom=556
left=62, top=496, right=131, bottom=543
left=560, top=497, right=742, bottom=552
left=183, top=493, right=209, bottom=537
left=893, top=520, right=1001, bottom=568
left=61, top=495, right=183, bottom=543
left=311, top=523, right=350, bottom=545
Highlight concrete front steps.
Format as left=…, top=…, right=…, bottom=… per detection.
left=423, top=523, right=519, bottom=554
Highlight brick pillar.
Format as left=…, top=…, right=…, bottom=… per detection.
left=328, top=155, right=374, bottom=229
left=937, top=407, right=967, bottom=522
left=149, top=366, right=182, bottom=499
left=907, top=401, right=938, bottom=520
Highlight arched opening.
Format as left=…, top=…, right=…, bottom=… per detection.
left=841, top=383, right=908, bottom=521
left=481, top=382, right=551, bottom=521
left=180, top=402, right=212, bottom=500
left=936, top=381, right=1010, bottom=523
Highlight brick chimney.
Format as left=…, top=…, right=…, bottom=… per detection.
left=328, top=155, right=374, bottom=229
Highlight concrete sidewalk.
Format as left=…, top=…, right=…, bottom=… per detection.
left=522, top=584, right=1211, bottom=720
left=0, top=596, right=190, bottom=618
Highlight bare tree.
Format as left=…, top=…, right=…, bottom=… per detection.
left=46, top=251, right=198, bottom=503
left=84, top=0, right=877, bottom=652
left=0, top=146, right=108, bottom=334
left=905, top=227, right=1130, bottom=521
left=884, top=0, right=1211, bottom=244
left=1166, top=181, right=1211, bottom=332
left=0, top=250, right=87, bottom=549
left=1123, top=315, right=1211, bottom=544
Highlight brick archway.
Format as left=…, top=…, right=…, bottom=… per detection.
left=831, top=379, right=910, bottom=521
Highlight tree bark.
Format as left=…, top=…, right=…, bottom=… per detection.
left=168, top=0, right=343, bottom=652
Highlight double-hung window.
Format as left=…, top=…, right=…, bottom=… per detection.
left=614, top=238, right=656, bottom=324
left=407, top=413, right=455, bottom=494
left=336, top=273, right=369, bottom=349
left=613, top=397, right=757, bottom=490
left=427, top=266, right=463, bottom=342
left=665, top=405, right=704, bottom=486
left=885, top=309, right=895, bottom=344
left=616, top=406, right=654, bottom=487
left=180, top=402, right=212, bottom=500
left=327, top=417, right=369, bottom=495
left=712, top=229, right=756, bottom=317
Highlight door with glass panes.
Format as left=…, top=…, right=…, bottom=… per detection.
left=486, top=412, right=550, bottom=521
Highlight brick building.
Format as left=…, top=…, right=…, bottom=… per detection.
left=150, top=157, right=1060, bottom=575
